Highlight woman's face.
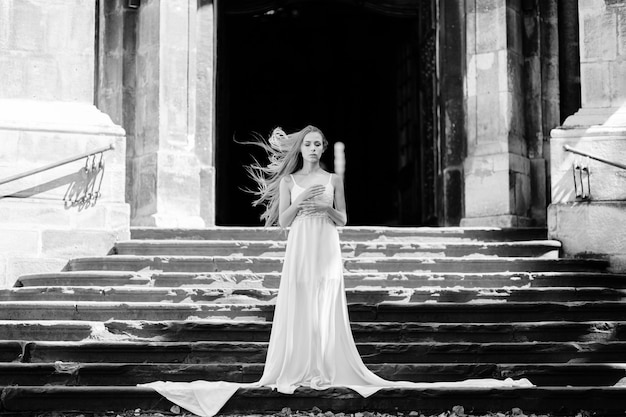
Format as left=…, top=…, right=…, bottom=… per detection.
left=300, top=131, right=324, bottom=163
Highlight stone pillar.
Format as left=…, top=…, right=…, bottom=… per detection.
left=522, top=0, right=560, bottom=226
left=439, top=0, right=466, bottom=226
left=462, top=0, right=532, bottom=227
left=0, top=0, right=129, bottom=287
left=196, top=0, right=217, bottom=226
left=127, top=0, right=216, bottom=227
left=549, top=0, right=626, bottom=270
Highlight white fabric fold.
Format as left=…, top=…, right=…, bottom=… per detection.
left=140, top=180, right=533, bottom=416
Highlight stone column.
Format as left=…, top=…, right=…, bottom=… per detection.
left=0, top=0, right=129, bottom=287
left=549, top=0, right=626, bottom=270
left=462, top=0, right=532, bottom=227
left=128, top=0, right=215, bottom=227
left=196, top=0, right=217, bottom=226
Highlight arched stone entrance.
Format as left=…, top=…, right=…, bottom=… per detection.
left=215, top=1, right=445, bottom=226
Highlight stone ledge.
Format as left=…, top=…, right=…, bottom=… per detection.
left=0, top=100, right=125, bottom=136
left=460, top=215, right=534, bottom=228
left=2, top=386, right=626, bottom=415
left=548, top=201, right=626, bottom=272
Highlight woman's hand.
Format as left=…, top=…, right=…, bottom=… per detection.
left=298, top=197, right=331, bottom=215
left=293, top=184, right=326, bottom=206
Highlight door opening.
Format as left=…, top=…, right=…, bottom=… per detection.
left=215, top=1, right=439, bottom=226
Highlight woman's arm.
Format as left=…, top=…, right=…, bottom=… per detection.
left=327, top=174, right=347, bottom=226
left=278, top=177, right=298, bottom=228
left=278, top=176, right=325, bottom=227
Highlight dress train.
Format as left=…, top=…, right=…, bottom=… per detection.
left=140, top=175, right=532, bottom=416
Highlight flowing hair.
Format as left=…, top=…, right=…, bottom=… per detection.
left=245, top=125, right=328, bottom=226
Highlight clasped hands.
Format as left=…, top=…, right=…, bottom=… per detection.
left=296, top=184, right=330, bottom=215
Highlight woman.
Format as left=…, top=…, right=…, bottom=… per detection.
left=140, top=126, right=532, bottom=416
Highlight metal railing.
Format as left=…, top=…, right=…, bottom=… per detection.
left=0, top=143, right=115, bottom=187
left=563, top=145, right=626, bottom=200
left=563, top=145, right=626, bottom=171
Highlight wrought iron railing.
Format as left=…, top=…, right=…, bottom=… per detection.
left=0, top=143, right=115, bottom=206
left=563, top=145, right=626, bottom=170
left=563, top=145, right=626, bottom=200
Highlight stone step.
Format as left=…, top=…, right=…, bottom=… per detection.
left=0, top=301, right=623, bottom=322
left=18, top=271, right=626, bottom=289
left=131, top=226, right=548, bottom=242
left=16, top=271, right=152, bottom=287
left=1, top=362, right=624, bottom=387
left=15, top=341, right=626, bottom=364
left=0, top=341, right=23, bottom=362
left=115, top=240, right=561, bottom=258
left=3, top=286, right=625, bottom=304
left=2, top=320, right=624, bottom=343
left=2, top=385, right=626, bottom=415
left=66, top=255, right=608, bottom=274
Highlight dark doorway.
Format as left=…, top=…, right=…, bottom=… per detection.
left=215, top=1, right=438, bottom=226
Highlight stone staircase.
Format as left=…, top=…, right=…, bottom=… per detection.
left=1, top=227, right=626, bottom=415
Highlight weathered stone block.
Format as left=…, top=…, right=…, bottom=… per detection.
left=465, top=168, right=510, bottom=217
left=0, top=56, right=24, bottom=98
left=503, top=91, right=525, bottom=155
left=618, top=5, right=626, bottom=56
left=443, top=168, right=463, bottom=226
left=511, top=171, right=531, bottom=217
left=580, top=62, right=611, bottom=108
left=0, top=258, right=6, bottom=288
left=466, top=55, right=478, bottom=98
left=105, top=203, right=132, bottom=234
left=162, top=0, right=189, bottom=44
left=132, top=152, right=158, bottom=217
left=476, top=0, right=507, bottom=52
left=550, top=134, right=626, bottom=202
left=551, top=104, right=626, bottom=203
left=476, top=93, right=501, bottom=140
left=530, top=158, right=548, bottom=226
left=467, top=96, right=478, bottom=146
left=466, top=1, right=477, bottom=54
left=460, top=214, right=532, bottom=227
left=465, top=152, right=527, bottom=175
left=609, top=60, right=626, bottom=105
left=11, top=1, right=45, bottom=52
left=509, top=153, right=530, bottom=174
left=200, top=165, right=216, bottom=227
left=0, top=200, right=72, bottom=228
left=506, top=5, right=523, bottom=54
left=476, top=53, right=499, bottom=95
left=466, top=0, right=477, bottom=15
left=4, top=257, right=68, bottom=288
left=157, top=151, right=202, bottom=216
left=2, top=0, right=96, bottom=102
left=580, top=1, right=617, bottom=62
left=0, top=130, right=19, bottom=164
left=0, top=229, right=40, bottom=254
left=196, top=0, right=216, bottom=168
left=470, top=141, right=508, bottom=157
left=548, top=201, right=626, bottom=271
left=41, top=230, right=118, bottom=259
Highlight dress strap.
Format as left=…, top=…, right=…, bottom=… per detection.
left=290, top=174, right=297, bottom=187
left=327, top=173, right=333, bottom=185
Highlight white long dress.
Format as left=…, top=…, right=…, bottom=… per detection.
left=140, top=174, right=532, bottom=416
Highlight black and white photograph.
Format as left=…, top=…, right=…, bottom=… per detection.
left=0, top=1, right=625, bottom=416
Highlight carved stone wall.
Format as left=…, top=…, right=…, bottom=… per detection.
left=97, top=0, right=216, bottom=227
left=0, top=0, right=129, bottom=287
left=462, top=0, right=532, bottom=227
left=549, top=0, right=626, bottom=270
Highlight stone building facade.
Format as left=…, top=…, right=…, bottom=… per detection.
left=0, top=0, right=625, bottom=286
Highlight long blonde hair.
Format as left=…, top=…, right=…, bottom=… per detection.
left=246, top=125, right=328, bottom=226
